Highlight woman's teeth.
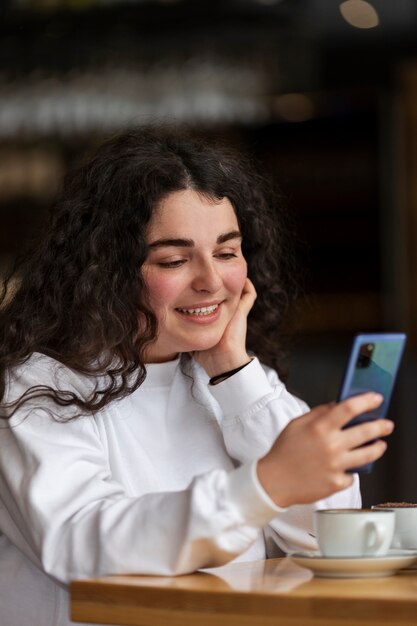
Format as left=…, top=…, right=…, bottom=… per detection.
left=177, top=304, right=218, bottom=316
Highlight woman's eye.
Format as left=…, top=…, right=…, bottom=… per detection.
left=216, top=252, right=238, bottom=260
left=157, top=259, right=186, bottom=268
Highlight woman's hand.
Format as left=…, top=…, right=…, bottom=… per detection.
left=193, top=278, right=257, bottom=377
left=257, top=392, right=394, bottom=508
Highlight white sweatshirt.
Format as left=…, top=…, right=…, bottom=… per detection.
left=0, top=353, right=360, bottom=626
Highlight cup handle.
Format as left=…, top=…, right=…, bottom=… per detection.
left=364, top=521, right=385, bottom=554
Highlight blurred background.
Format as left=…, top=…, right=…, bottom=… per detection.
left=1, top=0, right=417, bottom=506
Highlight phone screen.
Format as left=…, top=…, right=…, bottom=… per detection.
left=339, top=336, right=406, bottom=421
left=338, top=333, right=406, bottom=473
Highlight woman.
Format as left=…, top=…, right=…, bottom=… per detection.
left=0, top=128, right=392, bottom=626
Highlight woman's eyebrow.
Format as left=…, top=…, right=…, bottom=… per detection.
left=148, top=238, right=193, bottom=249
left=216, top=230, right=242, bottom=244
left=148, top=230, right=242, bottom=249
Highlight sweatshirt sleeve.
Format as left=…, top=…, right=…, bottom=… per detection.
left=208, top=357, right=362, bottom=554
left=0, top=359, right=282, bottom=584
left=208, top=357, right=305, bottom=462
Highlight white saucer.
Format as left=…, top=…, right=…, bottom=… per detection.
left=289, top=549, right=417, bottom=578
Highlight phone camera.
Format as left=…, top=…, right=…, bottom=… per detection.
left=356, top=342, right=375, bottom=369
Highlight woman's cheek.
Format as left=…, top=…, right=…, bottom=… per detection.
left=227, top=260, right=248, bottom=295
left=144, top=269, right=183, bottom=310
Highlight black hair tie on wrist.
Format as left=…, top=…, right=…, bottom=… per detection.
left=209, top=359, right=253, bottom=385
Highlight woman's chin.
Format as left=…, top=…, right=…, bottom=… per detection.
left=187, top=334, right=225, bottom=353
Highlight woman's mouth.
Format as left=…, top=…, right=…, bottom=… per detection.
left=176, top=304, right=219, bottom=316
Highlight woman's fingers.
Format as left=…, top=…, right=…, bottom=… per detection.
left=341, top=417, right=394, bottom=450
left=309, top=398, right=394, bottom=461
left=257, top=394, right=394, bottom=508
left=325, top=392, right=384, bottom=429
left=341, top=438, right=388, bottom=472
left=237, top=278, right=257, bottom=314
left=192, top=278, right=256, bottom=375
left=325, top=393, right=394, bottom=453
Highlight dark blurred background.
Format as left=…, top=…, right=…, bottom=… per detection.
left=2, top=0, right=417, bottom=506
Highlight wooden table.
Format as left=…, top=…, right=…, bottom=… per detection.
left=70, top=557, right=417, bottom=626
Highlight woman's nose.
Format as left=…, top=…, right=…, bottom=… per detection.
left=191, top=259, right=223, bottom=293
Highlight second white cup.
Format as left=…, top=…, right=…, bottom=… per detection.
left=372, top=504, right=417, bottom=550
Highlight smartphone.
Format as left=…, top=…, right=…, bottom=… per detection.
left=338, top=332, right=406, bottom=473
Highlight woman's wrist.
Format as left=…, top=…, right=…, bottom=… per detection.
left=200, top=351, right=251, bottom=379
left=256, top=455, right=292, bottom=509
left=209, top=359, right=253, bottom=385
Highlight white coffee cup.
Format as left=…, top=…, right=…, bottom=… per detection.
left=372, top=504, right=417, bottom=550
left=315, top=509, right=395, bottom=558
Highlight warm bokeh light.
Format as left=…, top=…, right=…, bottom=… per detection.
left=339, top=0, right=379, bottom=30
left=272, top=92, right=315, bottom=122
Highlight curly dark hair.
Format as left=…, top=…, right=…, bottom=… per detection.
left=0, top=126, right=298, bottom=418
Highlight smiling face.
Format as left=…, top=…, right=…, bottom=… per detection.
left=142, top=188, right=247, bottom=363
